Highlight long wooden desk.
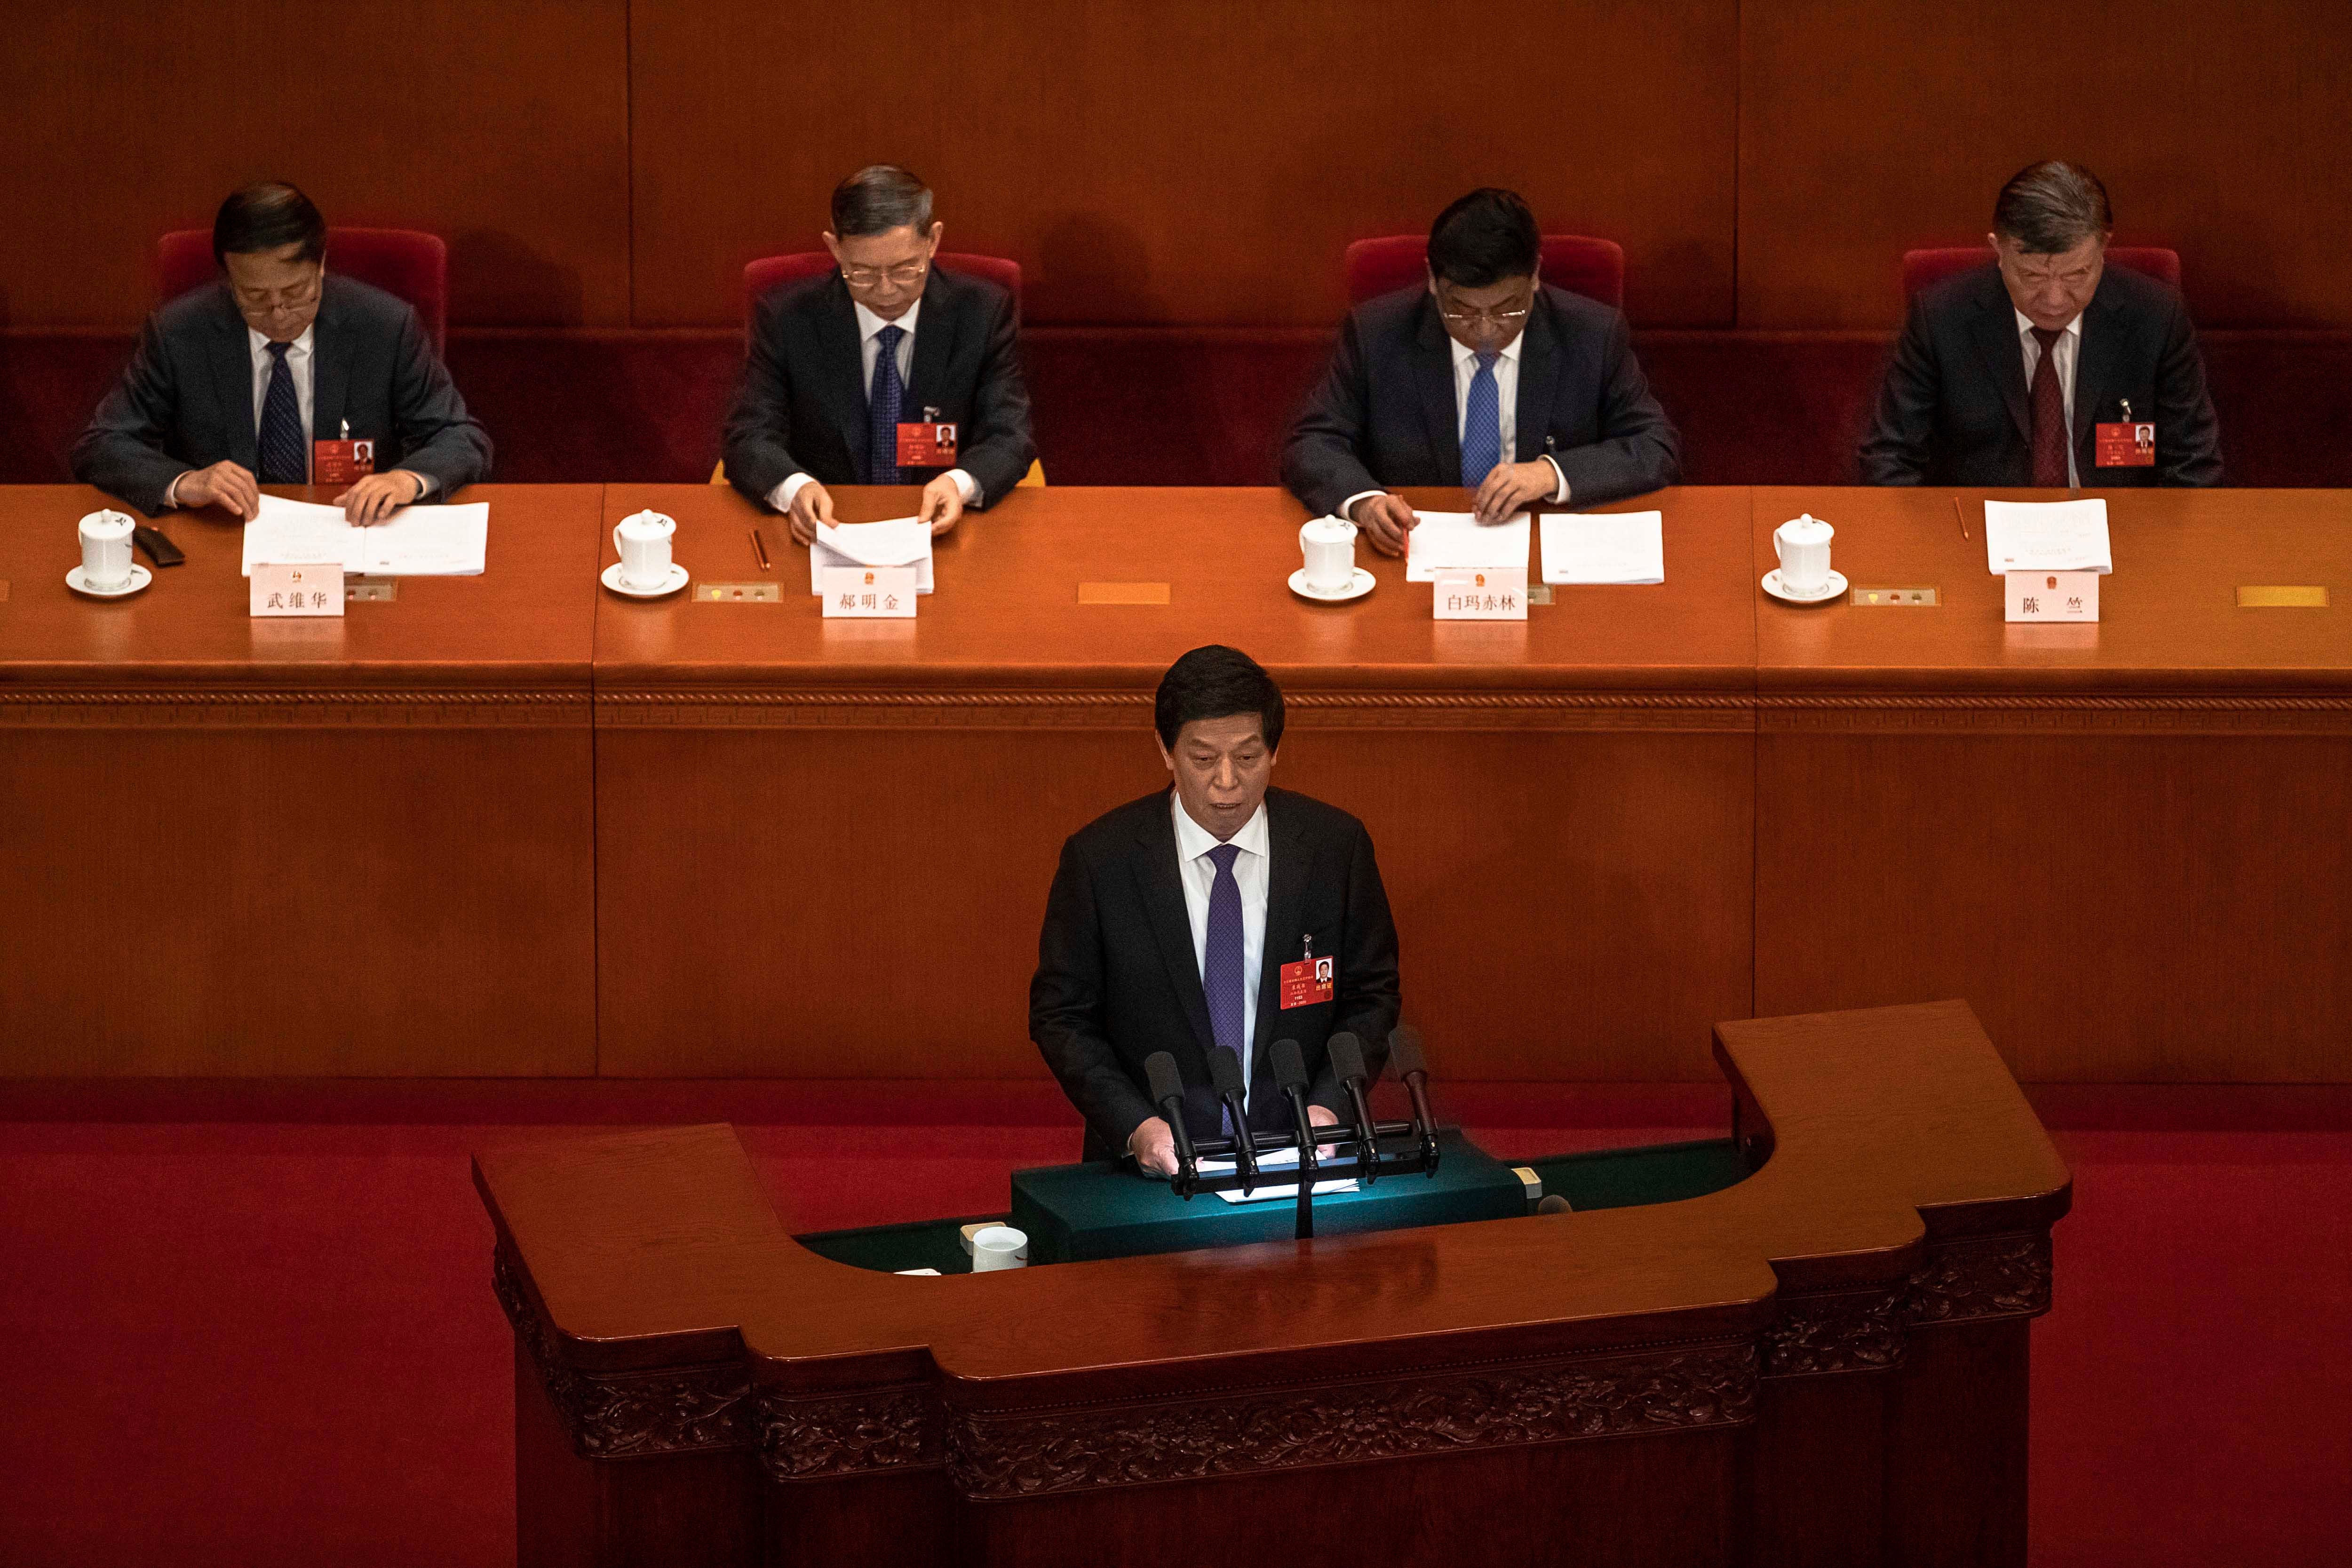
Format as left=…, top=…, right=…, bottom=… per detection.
left=4, top=482, right=2346, bottom=1081
left=475, top=1000, right=2072, bottom=1568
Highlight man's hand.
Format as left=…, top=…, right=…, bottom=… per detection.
left=175, top=461, right=260, bottom=520
left=1471, top=458, right=1559, bottom=524
left=918, top=474, right=966, bottom=536
left=1127, top=1116, right=1178, bottom=1177
left=786, top=480, right=837, bottom=545
left=1347, top=492, right=1418, bottom=557
left=336, top=470, right=424, bottom=523
left=1308, top=1103, right=1341, bottom=1162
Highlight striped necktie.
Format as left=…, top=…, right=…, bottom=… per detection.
left=258, top=341, right=306, bottom=485
left=867, top=324, right=905, bottom=485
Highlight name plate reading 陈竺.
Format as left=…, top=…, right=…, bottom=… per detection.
left=251, top=561, right=344, bottom=618
left=821, top=565, right=916, bottom=618
left=2005, top=570, right=2098, bottom=623
left=2236, top=585, right=2329, bottom=609
left=1434, top=567, right=1528, bottom=621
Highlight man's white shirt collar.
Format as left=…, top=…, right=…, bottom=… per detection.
left=248, top=324, right=315, bottom=358
left=1172, top=793, right=1269, bottom=863
left=854, top=298, right=921, bottom=343
left=2013, top=309, right=2082, bottom=343
left=1448, top=332, right=1523, bottom=371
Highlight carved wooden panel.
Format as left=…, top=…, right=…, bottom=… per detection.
left=1757, top=693, right=2352, bottom=737
left=0, top=688, right=589, bottom=730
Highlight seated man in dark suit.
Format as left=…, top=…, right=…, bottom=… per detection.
left=723, top=165, right=1035, bottom=543
left=73, top=182, right=492, bottom=521
left=1860, top=159, right=2221, bottom=487
left=1283, top=187, right=1680, bottom=556
left=1031, top=645, right=1402, bottom=1172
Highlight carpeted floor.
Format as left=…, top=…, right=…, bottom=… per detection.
left=1, top=1086, right=2344, bottom=1567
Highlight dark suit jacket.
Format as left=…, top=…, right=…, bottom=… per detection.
left=723, top=267, right=1036, bottom=506
left=1859, top=262, right=2221, bottom=487
left=72, top=276, right=493, bottom=517
left=1282, top=283, right=1680, bottom=519
left=1030, top=787, right=1403, bottom=1162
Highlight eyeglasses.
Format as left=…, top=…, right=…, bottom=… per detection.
left=234, top=274, right=322, bottom=312
left=1436, top=292, right=1533, bottom=330
left=840, top=259, right=931, bottom=289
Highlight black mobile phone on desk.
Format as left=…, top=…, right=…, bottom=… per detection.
left=133, top=526, right=185, bottom=567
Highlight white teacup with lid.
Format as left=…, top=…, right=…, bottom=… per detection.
left=1773, top=513, right=1835, bottom=595
left=612, top=509, right=677, bottom=589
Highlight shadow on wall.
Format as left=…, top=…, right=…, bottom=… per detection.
left=446, top=229, right=586, bottom=329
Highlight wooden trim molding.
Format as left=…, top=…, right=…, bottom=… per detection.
left=0, top=688, right=589, bottom=729
left=1762, top=1232, right=2053, bottom=1378
left=1757, top=692, right=2352, bottom=736
left=761, top=1386, right=943, bottom=1480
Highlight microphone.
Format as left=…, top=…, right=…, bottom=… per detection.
left=1142, top=1051, right=1198, bottom=1194
left=1326, top=1032, right=1380, bottom=1185
left=1270, top=1039, right=1316, bottom=1172
left=1388, top=1025, right=1442, bottom=1173
left=1208, top=1045, right=1258, bottom=1193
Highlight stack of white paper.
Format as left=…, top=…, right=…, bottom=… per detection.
left=1198, top=1147, right=1359, bottom=1204
left=810, top=517, right=934, bottom=594
left=240, top=494, right=489, bottom=576
left=1404, top=511, right=1531, bottom=582
left=1539, top=510, right=1665, bottom=584
left=1983, top=499, right=2113, bottom=575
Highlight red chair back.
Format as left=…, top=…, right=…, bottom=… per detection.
left=742, top=252, right=1023, bottom=329
left=159, top=228, right=448, bottom=354
left=1344, top=234, right=1625, bottom=309
left=1902, top=245, right=2182, bottom=302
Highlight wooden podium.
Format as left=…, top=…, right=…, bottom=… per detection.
left=476, top=1000, right=2070, bottom=1567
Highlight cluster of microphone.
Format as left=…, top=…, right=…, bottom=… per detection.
left=1141, top=1027, right=1441, bottom=1224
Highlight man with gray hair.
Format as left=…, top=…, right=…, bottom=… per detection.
left=1860, top=160, right=2220, bottom=487
left=725, top=165, right=1035, bottom=540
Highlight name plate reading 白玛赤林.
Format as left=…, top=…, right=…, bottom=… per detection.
left=2005, top=570, right=2098, bottom=623
left=1434, top=567, right=1528, bottom=621
left=821, top=565, right=916, bottom=618
left=251, top=561, right=345, bottom=618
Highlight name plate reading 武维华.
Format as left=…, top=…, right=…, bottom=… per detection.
left=821, top=565, right=916, bottom=618
left=250, top=561, right=345, bottom=618
left=1433, top=567, right=1528, bottom=621
left=697, top=581, right=782, bottom=604
left=2005, top=570, right=2098, bottom=623
left=2236, top=585, right=2329, bottom=609
left=1077, top=581, right=1170, bottom=605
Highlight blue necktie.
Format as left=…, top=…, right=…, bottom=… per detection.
left=1202, top=843, right=1247, bottom=1132
left=1459, top=350, right=1502, bottom=487
left=867, top=324, right=905, bottom=485
left=258, top=341, right=306, bottom=485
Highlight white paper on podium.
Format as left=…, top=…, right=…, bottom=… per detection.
left=810, top=517, right=933, bottom=594
left=240, top=494, right=488, bottom=576
left=1539, top=510, right=1665, bottom=584
left=1983, top=499, right=2112, bottom=575
left=1198, top=1146, right=1359, bottom=1204
left=1405, top=511, right=1531, bottom=582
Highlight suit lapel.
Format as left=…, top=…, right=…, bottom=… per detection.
left=207, top=288, right=259, bottom=470
left=903, top=271, right=953, bottom=414
left=817, top=278, right=870, bottom=476
left=1131, top=797, right=1216, bottom=1057
left=2069, top=284, right=2125, bottom=451
left=1249, top=791, right=1310, bottom=1105
left=310, top=280, right=350, bottom=447
left=1512, top=292, right=1558, bottom=461
left=1411, top=297, right=1461, bottom=482
left=1968, top=275, right=2032, bottom=443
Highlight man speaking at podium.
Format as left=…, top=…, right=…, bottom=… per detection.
left=1030, top=646, right=1401, bottom=1172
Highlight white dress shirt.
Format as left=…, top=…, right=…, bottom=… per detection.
left=1338, top=322, right=1570, bottom=520
left=770, top=296, right=982, bottom=513
left=2016, top=308, right=2084, bottom=488
left=165, top=323, right=432, bottom=506
left=1170, top=791, right=1269, bottom=1096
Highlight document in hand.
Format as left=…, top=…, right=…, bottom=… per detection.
left=1404, top=511, right=1532, bottom=582
left=810, top=518, right=933, bottom=594
left=1983, top=499, right=2112, bottom=575
left=1197, top=1146, right=1359, bottom=1204
left=1539, top=510, right=1665, bottom=584
left=239, top=494, right=489, bottom=576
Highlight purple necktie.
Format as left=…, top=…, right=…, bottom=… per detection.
left=1203, top=843, right=1246, bottom=1131
left=867, top=324, right=905, bottom=485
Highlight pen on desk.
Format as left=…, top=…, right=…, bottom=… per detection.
left=750, top=527, right=771, bottom=572
left=1953, top=496, right=1970, bottom=541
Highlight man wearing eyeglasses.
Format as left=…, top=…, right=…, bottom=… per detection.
left=724, top=165, right=1036, bottom=542
left=1860, top=160, right=2220, bottom=487
left=73, top=182, right=491, bottom=521
left=1283, top=188, right=1678, bottom=554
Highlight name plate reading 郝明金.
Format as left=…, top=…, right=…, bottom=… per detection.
left=2236, top=585, right=2329, bottom=608
left=1077, top=581, right=1170, bottom=605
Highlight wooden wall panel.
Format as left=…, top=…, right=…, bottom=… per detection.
left=0, top=3, right=632, bottom=329
left=626, top=0, right=1741, bottom=328
left=1738, top=0, right=2352, bottom=329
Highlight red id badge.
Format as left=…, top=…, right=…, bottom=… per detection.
left=1279, top=954, right=1335, bottom=1010
left=313, top=438, right=376, bottom=486
left=2095, top=422, right=2156, bottom=468
left=896, top=422, right=957, bottom=467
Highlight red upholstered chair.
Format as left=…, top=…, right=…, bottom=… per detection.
left=1901, top=245, right=2182, bottom=303
left=1343, top=234, right=1626, bottom=309
left=158, top=228, right=449, bottom=354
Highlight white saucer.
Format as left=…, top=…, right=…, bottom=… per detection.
left=1761, top=568, right=1846, bottom=605
left=1288, top=567, right=1375, bottom=603
left=67, top=564, right=152, bottom=599
left=603, top=561, right=689, bottom=598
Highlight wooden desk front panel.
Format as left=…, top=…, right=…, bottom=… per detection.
left=0, top=486, right=601, bottom=1075
left=1752, top=488, right=2352, bottom=1082
left=594, top=485, right=1756, bottom=1080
